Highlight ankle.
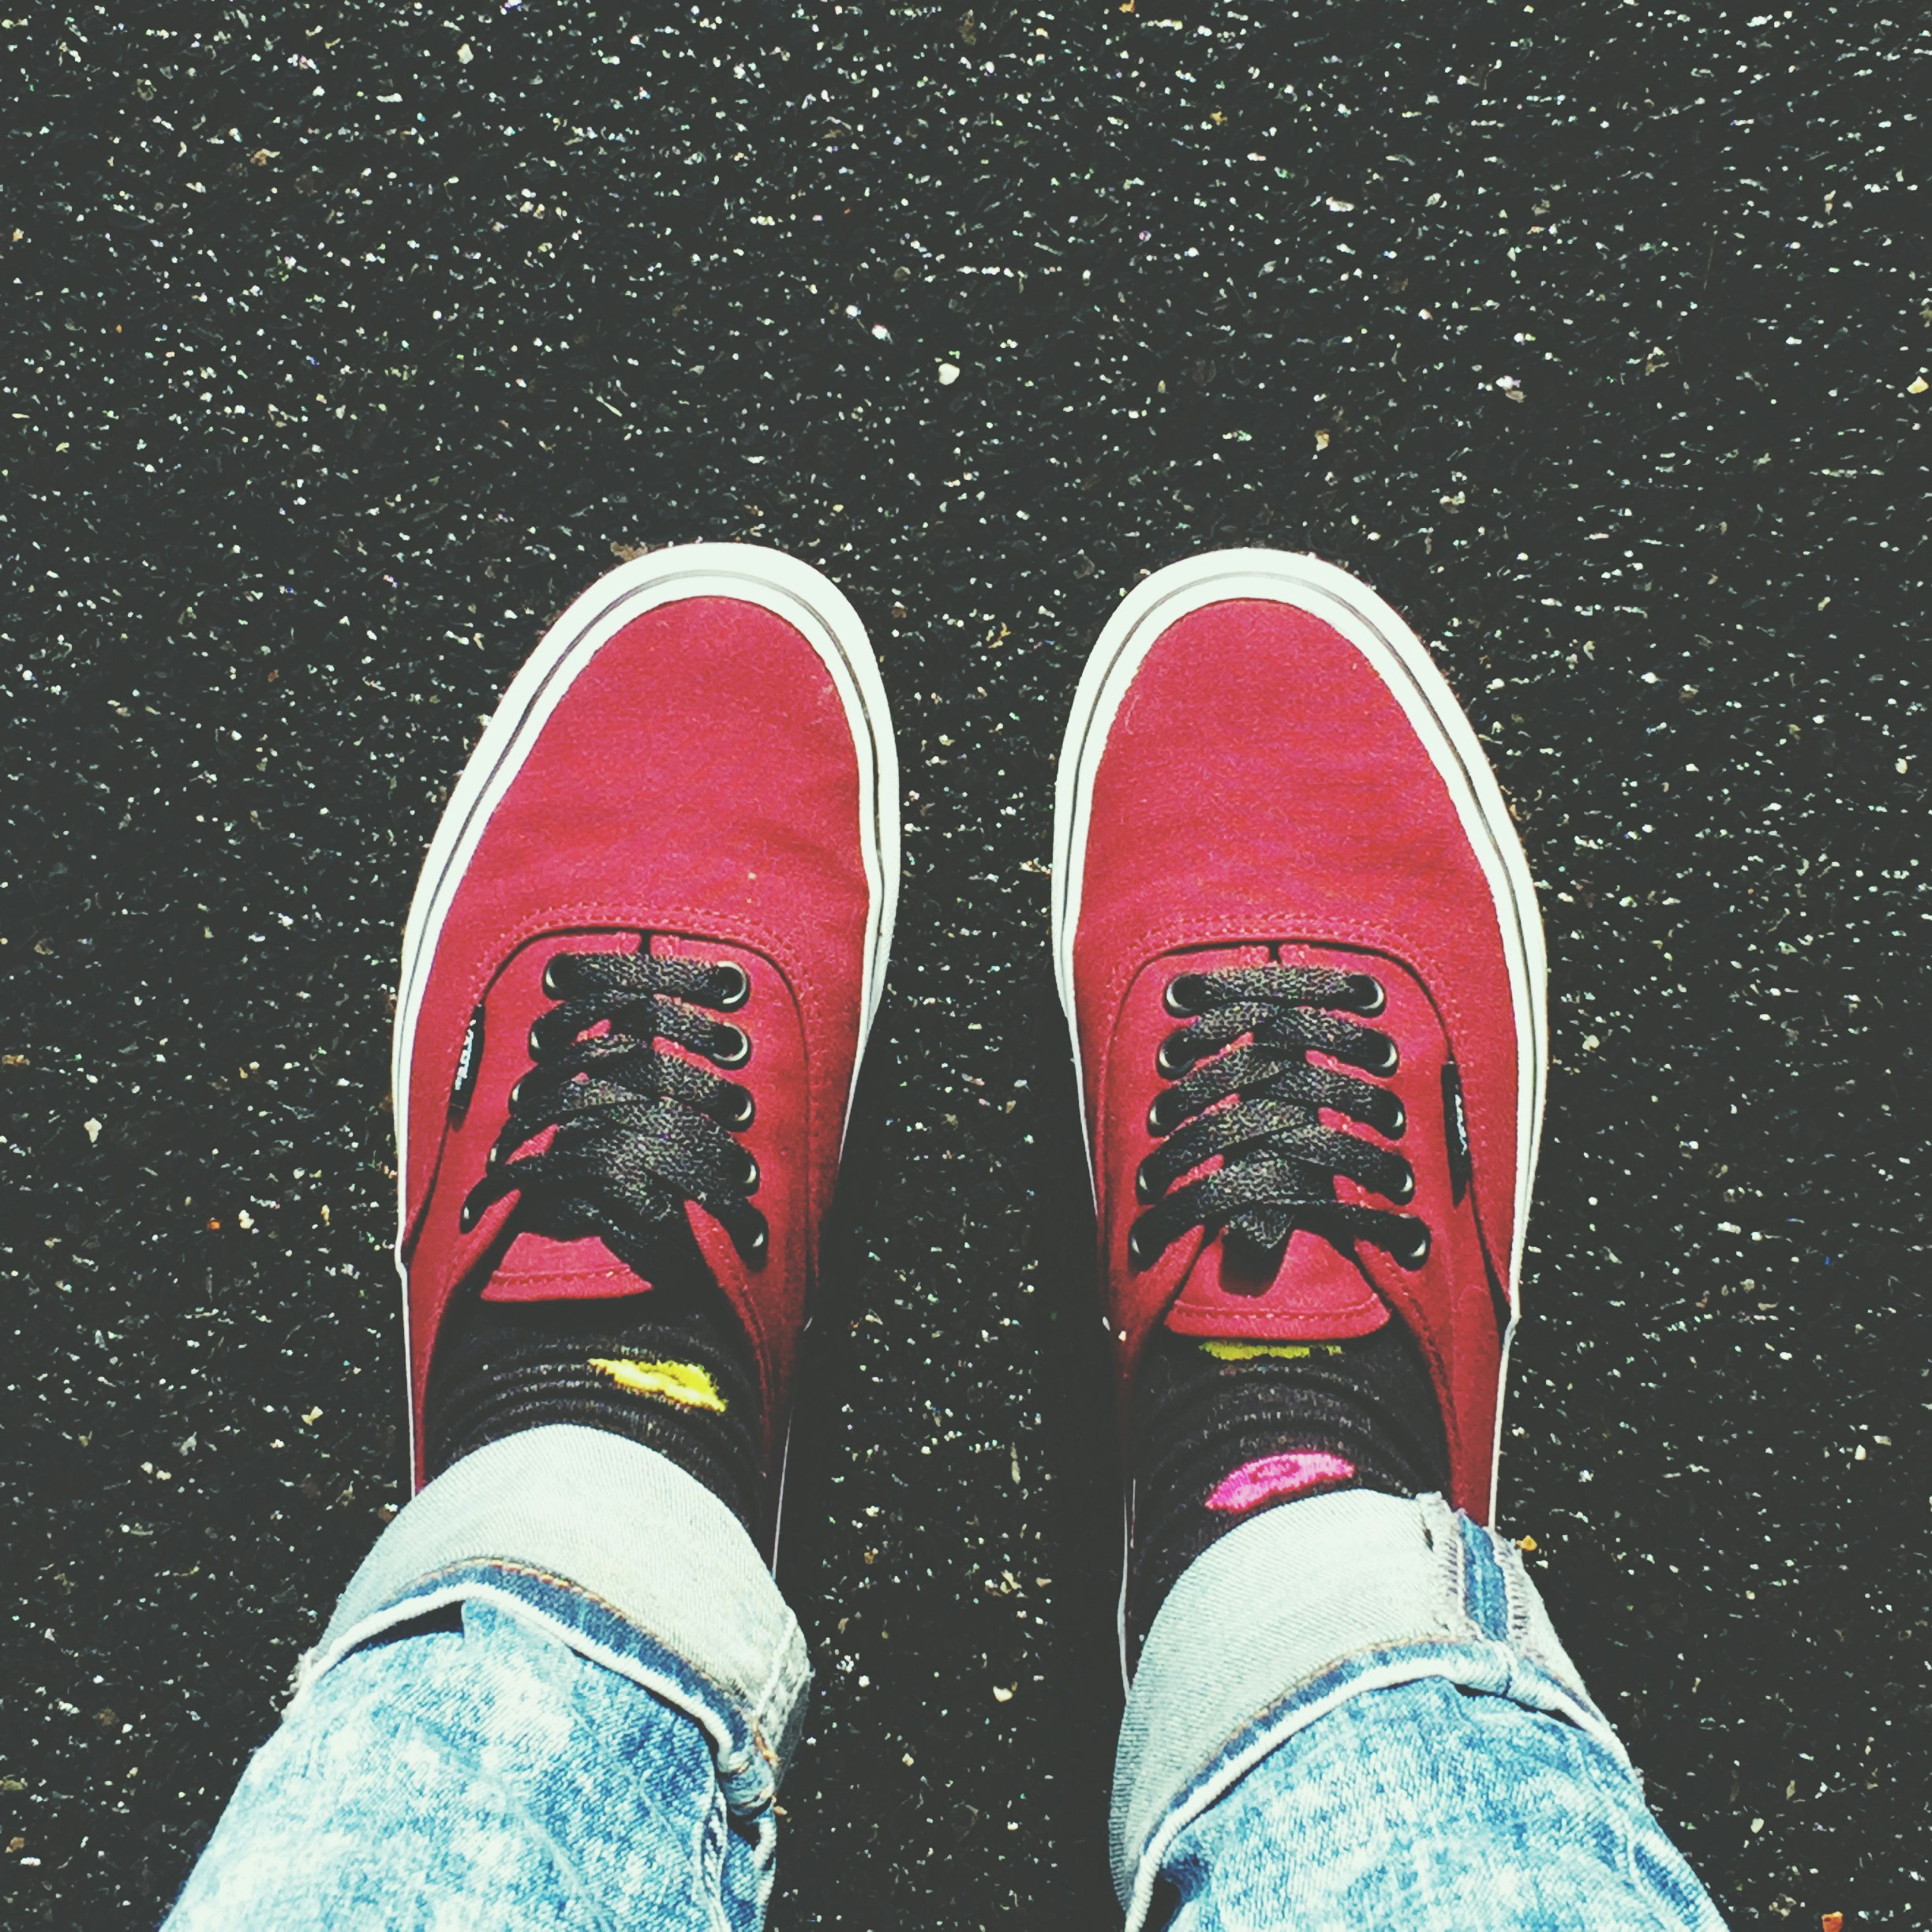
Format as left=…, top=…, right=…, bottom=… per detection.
left=425, top=1279, right=766, bottom=1537
left=1125, top=1321, right=1447, bottom=1659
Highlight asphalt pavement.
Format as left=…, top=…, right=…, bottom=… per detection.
left=4, top=3, right=1928, bottom=1926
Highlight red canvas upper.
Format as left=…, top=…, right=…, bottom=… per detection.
left=399, top=593, right=871, bottom=1488
left=1068, top=595, right=1526, bottom=1518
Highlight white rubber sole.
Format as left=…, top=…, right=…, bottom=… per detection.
left=1050, top=550, right=1548, bottom=1599
left=391, top=542, right=901, bottom=1507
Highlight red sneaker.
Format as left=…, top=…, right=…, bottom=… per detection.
left=1053, top=551, right=1546, bottom=1533
left=391, top=544, right=899, bottom=1522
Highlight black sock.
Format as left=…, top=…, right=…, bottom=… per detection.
left=424, top=1265, right=766, bottom=1537
left=1125, top=1320, right=1449, bottom=1660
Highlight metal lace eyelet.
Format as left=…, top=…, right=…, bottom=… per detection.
left=1163, top=974, right=1206, bottom=1017
left=1382, top=1095, right=1406, bottom=1139
left=1395, top=1219, right=1432, bottom=1270
left=722, top=1085, right=755, bottom=1130
left=1346, top=973, right=1387, bottom=1017
left=527, top=1018, right=549, bottom=1061
left=710, top=1024, right=751, bottom=1069
left=1136, top=1157, right=1163, bottom=1205
left=739, top=1151, right=760, bottom=1195
left=744, top=1222, right=769, bottom=1264
left=541, top=956, right=571, bottom=999
left=1361, top=1033, right=1399, bottom=1076
left=1388, top=1162, right=1417, bottom=1207
left=459, top=1193, right=482, bottom=1232
left=1128, top=1221, right=1159, bottom=1270
left=710, top=961, right=751, bottom=1011
left=1155, top=1032, right=1195, bottom=1080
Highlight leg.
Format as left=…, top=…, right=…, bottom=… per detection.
left=167, top=1432, right=798, bottom=1931
left=1052, top=552, right=1724, bottom=1926
left=167, top=545, right=897, bottom=1926
left=1115, top=1492, right=1724, bottom=1930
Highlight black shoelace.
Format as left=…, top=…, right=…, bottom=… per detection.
left=460, top=946, right=767, bottom=1272
left=1130, top=964, right=1430, bottom=1275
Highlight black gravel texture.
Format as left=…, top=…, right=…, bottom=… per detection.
left=5, top=4, right=1928, bottom=1926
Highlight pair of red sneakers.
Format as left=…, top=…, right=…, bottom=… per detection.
left=394, top=544, right=1544, bottom=1614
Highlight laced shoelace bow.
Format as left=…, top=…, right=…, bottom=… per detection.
left=1129, top=964, right=1431, bottom=1275
left=459, top=948, right=768, bottom=1271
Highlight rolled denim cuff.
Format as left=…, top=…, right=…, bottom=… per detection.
left=297, top=1425, right=810, bottom=1814
left=1112, top=1489, right=1625, bottom=1929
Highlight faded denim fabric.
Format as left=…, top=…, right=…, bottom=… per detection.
left=166, top=1453, right=1724, bottom=1931
left=164, top=1593, right=772, bottom=1932
left=164, top=1428, right=804, bottom=1932
left=1117, top=1490, right=1728, bottom=1931
left=309, top=1425, right=811, bottom=1794
left=1154, top=1674, right=1726, bottom=1932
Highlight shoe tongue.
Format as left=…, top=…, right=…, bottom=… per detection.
left=479, top=1232, right=657, bottom=1303
left=1164, top=1225, right=1391, bottom=1342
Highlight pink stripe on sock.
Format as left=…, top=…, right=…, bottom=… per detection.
left=1205, top=1451, right=1357, bottom=1515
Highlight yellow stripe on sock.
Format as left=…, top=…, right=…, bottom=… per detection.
left=587, top=1357, right=727, bottom=1413
left=1198, top=1340, right=1344, bottom=1362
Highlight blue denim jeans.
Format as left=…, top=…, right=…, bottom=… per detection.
left=163, top=1428, right=1726, bottom=1930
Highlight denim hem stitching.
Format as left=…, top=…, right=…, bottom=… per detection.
left=294, top=1563, right=792, bottom=1814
